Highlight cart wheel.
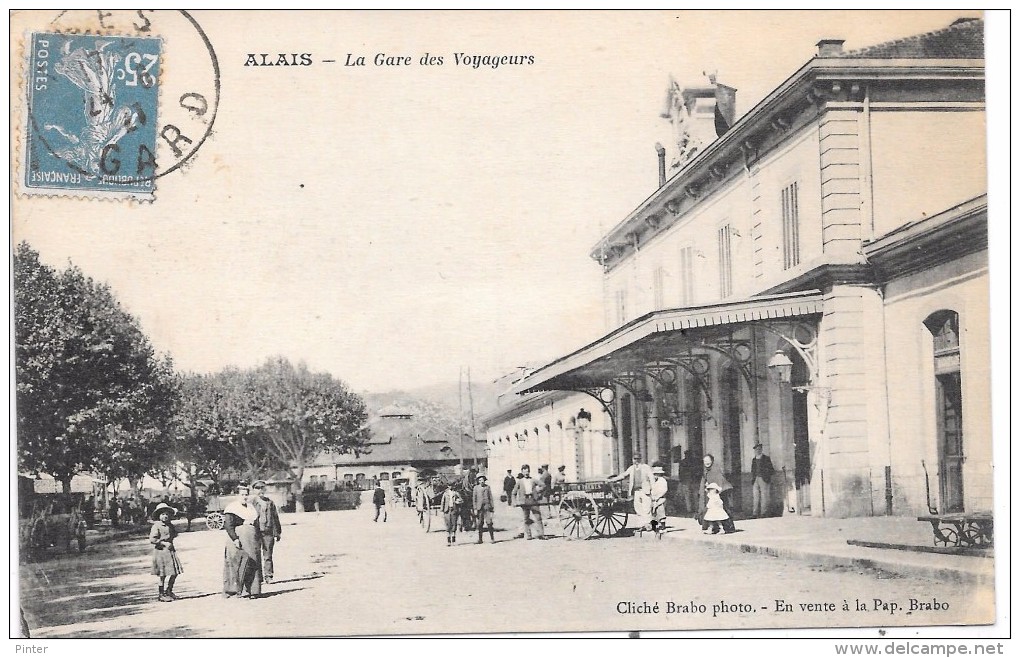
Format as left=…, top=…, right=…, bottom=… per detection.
left=207, top=513, right=225, bottom=531
left=961, top=527, right=983, bottom=546
left=558, top=491, right=598, bottom=540
left=594, top=508, right=629, bottom=537
left=933, top=527, right=958, bottom=547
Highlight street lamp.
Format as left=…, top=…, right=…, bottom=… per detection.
left=768, top=349, right=832, bottom=412
left=767, top=349, right=794, bottom=383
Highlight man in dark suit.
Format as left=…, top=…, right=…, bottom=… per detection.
left=502, top=470, right=516, bottom=507
left=750, top=443, right=775, bottom=518
left=252, top=480, right=283, bottom=583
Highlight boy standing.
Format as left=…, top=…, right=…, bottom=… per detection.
left=441, top=485, right=463, bottom=546
left=472, top=474, right=496, bottom=544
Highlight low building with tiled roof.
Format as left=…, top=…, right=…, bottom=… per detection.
left=301, top=401, right=486, bottom=491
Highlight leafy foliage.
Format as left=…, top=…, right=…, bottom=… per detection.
left=14, top=242, right=178, bottom=494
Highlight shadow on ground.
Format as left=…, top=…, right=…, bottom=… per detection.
left=21, top=541, right=164, bottom=634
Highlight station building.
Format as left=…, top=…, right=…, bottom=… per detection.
left=493, top=19, right=988, bottom=518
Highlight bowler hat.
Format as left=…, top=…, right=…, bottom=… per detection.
left=476, top=474, right=488, bottom=482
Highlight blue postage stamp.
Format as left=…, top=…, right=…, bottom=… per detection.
left=23, top=32, right=162, bottom=199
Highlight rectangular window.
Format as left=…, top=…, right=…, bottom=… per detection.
left=379, top=472, right=390, bottom=480
left=781, top=181, right=800, bottom=270
left=614, top=289, right=628, bottom=326
left=718, top=225, right=733, bottom=298
left=678, top=246, right=694, bottom=306
left=652, top=266, right=665, bottom=310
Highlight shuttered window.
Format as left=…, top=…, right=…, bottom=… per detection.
left=781, top=181, right=800, bottom=270
left=679, top=246, right=694, bottom=306
left=718, top=225, right=733, bottom=298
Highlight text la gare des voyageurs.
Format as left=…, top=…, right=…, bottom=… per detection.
left=244, top=52, right=536, bottom=70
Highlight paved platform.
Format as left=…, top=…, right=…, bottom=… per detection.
left=644, top=513, right=995, bottom=586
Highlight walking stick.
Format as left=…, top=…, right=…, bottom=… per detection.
left=921, top=460, right=938, bottom=515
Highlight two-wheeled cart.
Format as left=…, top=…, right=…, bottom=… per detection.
left=556, top=480, right=642, bottom=540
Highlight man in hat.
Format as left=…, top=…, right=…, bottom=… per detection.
left=251, top=480, right=282, bottom=584
left=609, top=454, right=654, bottom=497
left=502, top=470, right=516, bottom=507
left=372, top=480, right=387, bottom=523
left=472, top=474, right=496, bottom=544
left=552, top=465, right=567, bottom=493
left=750, top=442, right=775, bottom=518
left=512, top=464, right=546, bottom=540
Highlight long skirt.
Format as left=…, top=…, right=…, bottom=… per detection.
left=223, top=525, right=262, bottom=597
left=151, top=547, right=183, bottom=577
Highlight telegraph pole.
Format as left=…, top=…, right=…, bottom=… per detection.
left=458, top=367, right=465, bottom=469
left=467, top=367, right=477, bottom=467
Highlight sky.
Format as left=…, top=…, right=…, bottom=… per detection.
left=11, top=10, right=995, bottom=394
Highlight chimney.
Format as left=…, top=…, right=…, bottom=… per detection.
left=655, top=143, right=666, bottom=188
left=714, top=84, right=737, bottom=137
left=816, top=39, right=845, bottom=57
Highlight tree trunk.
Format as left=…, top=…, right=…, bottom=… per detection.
left=184, top=463, right=199, bottom=516
left=59, top=473, right=74, bottom=513
left=293, top=464, right=305, bottom=513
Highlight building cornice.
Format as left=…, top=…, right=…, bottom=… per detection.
left=592, top=58, right=984, bottom=272
left=862, top=195, right=987, bottom=282
left=479, top=389, right=574, bottom=429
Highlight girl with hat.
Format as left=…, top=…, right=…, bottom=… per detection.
left=149, top=503, right=183, bottom=602
left=702, top=483, right=729, bottom=535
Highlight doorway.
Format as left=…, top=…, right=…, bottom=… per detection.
left=791, top=350, right=811, bottom=513
left=926, top=310, right=964, bottom=513
left=719, top=365, right=742, bottom=509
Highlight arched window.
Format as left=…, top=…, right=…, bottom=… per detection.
left=924, top=310, right=964, bottom=513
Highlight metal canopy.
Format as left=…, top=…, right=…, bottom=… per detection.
left=513, top=290, right=824, bottom=395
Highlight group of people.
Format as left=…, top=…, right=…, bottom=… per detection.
left=439, top=472, right=497, bottom=545
left=87, top=493, right=196, bottom=530
left=601, top=441, right=777, bottom=536
left=148, top=480, right=283, bottom=602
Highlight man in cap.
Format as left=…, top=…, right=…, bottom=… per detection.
left=609, top=453, right=654, bottom=497
left=502, top=469, right=516, bottom=507
left=472, top=473, right=496, bottom=544
left=750, top=442, right=775, bottom=518
left=552, top=465, right=567, bottom=493
left=512, top=464, right=546, bottom=540
left=251, top=480, right=282, bottom=584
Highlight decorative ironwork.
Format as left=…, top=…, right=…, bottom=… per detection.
left=758, top=321, right=819, bottom=383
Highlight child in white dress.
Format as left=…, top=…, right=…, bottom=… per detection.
left=703, top=482, right=729, bottom=535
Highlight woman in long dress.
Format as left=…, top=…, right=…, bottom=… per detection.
left=222, top=486, right=263, bottom=599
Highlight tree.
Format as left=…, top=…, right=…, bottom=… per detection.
left=244, top=357, right=368, bottom=512
left=14, top=242, right=178, bottom=499
left=171, top=371, right=247, bottom=510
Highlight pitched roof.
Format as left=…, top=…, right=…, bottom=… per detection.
left=842, top=18, right=983, bottom=59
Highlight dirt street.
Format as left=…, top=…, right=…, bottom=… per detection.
left=19, top=501, right=984, bottom=637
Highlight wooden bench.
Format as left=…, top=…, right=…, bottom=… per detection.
left=917, top=512, right=993, bottom=548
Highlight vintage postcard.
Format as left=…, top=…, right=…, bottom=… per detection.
left=9, top=9, right=1008, bottom=646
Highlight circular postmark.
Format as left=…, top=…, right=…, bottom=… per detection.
left=22, top=10, right=220, bottom=197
